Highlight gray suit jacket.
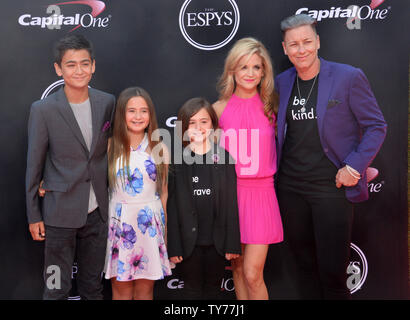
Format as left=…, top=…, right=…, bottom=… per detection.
left=25, top=87, right=115, bottom=228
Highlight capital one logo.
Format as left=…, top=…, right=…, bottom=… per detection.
left=366, top=167, right=384, bottom=193
left=18, top=0, right=111, bottom=32
left=346, top=243, right=368, bottom=294
left=295, top=0, right=390, bottom=23
left=179, top=0, right=240, bottom=50
left=167, top=278, right=184, bottom=289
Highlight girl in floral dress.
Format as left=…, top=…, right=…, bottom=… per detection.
left=104, top=87, right=171, bottom=300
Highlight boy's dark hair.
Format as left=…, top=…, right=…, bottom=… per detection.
left=53, top=34, right=94, bottom=66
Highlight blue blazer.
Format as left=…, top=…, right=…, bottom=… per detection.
left=275, top=58, right=387, bottom=203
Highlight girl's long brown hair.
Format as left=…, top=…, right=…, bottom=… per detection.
left=108, top=87, right=167, bottom=193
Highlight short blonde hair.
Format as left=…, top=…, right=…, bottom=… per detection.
left=217, top=37, right=278, bottom=121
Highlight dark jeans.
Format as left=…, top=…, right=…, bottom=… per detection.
left=178, top=245, right=226, bottom=300
left=43, top=209, right=107, bottom=300
left=277, top=189, right=354, bottom=300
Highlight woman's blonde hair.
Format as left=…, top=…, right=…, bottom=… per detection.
left=217, top=37, right=278, bottom=121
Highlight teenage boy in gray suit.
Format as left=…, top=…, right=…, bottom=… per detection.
left=25, top=34, right=115, bottom=300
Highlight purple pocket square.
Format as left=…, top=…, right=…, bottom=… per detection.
left=102, top=121, right=111, bottom=132
left=327, top=99, right=341, bottom=108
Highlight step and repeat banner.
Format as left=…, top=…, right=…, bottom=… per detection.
left=0, top=0, right=408, bottom=299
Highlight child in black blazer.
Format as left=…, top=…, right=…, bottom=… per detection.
left=167, top=97, right=241, bottom=299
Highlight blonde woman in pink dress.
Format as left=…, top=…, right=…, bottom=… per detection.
left=213, top=38, right=283, bottom=300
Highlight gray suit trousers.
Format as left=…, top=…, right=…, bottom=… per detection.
left=43, top=209, right=107, bottom=300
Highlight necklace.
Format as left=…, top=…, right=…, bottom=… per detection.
left=296, top=73, right=318, bottom=113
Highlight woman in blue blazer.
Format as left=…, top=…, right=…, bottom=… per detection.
left=275, top=14, right=387, bottom=299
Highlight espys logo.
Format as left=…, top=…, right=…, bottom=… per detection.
left=346, top=243, right=368, bottom=294
left=296, top=0, right=390, bottom=22
left=41, top=80, right=65, bottom=99
left=179, top=0, right=240, bottom=50
left=41, top=80, right=91, bottom=100
left=18, top=0, right=111, bottom=32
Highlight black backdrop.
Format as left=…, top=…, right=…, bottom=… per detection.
left=0, top=0, right=408, bottom=299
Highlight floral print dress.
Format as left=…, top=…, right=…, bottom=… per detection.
left=104, top=133, right=171, bottom=281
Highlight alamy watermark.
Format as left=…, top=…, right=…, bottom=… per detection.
left=46, top=265, right=61, bottom=290
left=150, top=122, right=261, bottom=176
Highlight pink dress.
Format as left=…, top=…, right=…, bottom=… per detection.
left=219, top=93, right=283, bottom=244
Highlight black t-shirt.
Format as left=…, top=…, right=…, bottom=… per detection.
left=191, top=150, right=216, bottom=245
left=278, top=75, right=344, bottom=197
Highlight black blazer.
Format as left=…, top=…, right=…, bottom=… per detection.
left=167, top=145, right=241, bottom=259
